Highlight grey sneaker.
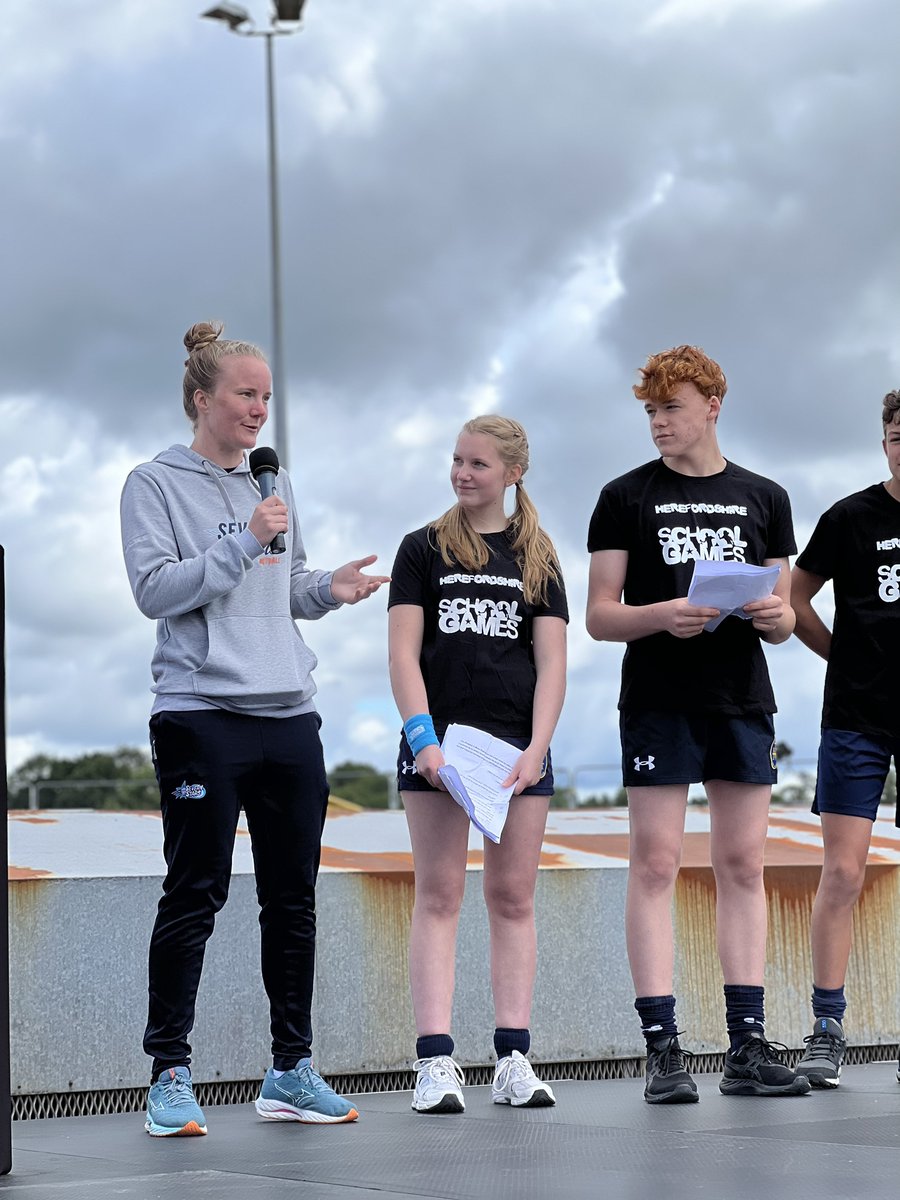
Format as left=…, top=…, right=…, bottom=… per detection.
left=796, top=1017, right=846, bottom=1088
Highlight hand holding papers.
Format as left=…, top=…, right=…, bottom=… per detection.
left=687, top=560, right=781, bottom=633
left=437, top=723, right=520, bottom=843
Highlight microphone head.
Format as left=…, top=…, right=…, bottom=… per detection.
left=249, top=447, right=280, bottom=478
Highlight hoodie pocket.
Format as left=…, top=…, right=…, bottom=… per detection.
left=192, top=614, right=318, bottom=707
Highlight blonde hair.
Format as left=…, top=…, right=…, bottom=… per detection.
left=430, top=415, right=561, bottom=606
left=182, top=321, right=268, bottom=426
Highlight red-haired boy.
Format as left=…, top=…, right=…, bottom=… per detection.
left=587, top=345, right=809, bottom=1103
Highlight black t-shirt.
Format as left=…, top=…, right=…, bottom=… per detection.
left=388, top=525, right=569, bottom=738
left=796, top=483, right=900, bottom=741
left=587, top=459, right=796, bottom=715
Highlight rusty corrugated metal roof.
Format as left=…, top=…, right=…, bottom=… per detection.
left=8, top=805, right=900, bottom=880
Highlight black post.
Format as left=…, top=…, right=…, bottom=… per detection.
left=0, top=548, right=11, bottom=1172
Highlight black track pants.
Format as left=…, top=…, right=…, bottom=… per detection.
left=144, top=709, right=329, bottom=1079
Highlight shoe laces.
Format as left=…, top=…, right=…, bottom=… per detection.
left=295, top=1062, right=334, bottom=1095
left=802, top=1029, right=843, bottom=1054
left=741, top=1035, right=789, bottom=1065
left=494, top=1051, right=536, bottom=1089
left=649, top=1037, right=694, bottom=1074
left=414, top=1055, right=464, bottom=1087
left=159, top=1070, right=195, bottom=1108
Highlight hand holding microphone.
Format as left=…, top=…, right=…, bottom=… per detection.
left=249, top=447, right=287, bottom=555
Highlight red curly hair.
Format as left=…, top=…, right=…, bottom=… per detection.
left=632, top=345, right=727, bottom=405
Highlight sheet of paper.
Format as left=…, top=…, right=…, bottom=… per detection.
left=686, top=560, right=781, bottom=632
left=437, top=723, right=520, bottom=843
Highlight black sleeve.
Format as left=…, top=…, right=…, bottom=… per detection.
left=765, top=485, right=797, bottom=559
left=795, top=507, right=840, bottom=581
left=535, top=568, right=570, bottom=623
left=387, top=529, right=430, bottom=610
left=587, top=482, right=632, bottom=554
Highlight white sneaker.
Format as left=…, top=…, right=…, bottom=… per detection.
left=492, top=1050, right=556, bottom=1107
left=411, top=1055, right=465, bottom=1113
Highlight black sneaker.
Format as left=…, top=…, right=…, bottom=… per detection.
left=796, top=1017, right=846, bottom=1088
left=719, top=1031, right=811, bottom=1096
left=644, top=1035, right=699, bottom=1104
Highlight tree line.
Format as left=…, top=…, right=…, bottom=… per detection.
left=9, top=745, right=891, bottom=811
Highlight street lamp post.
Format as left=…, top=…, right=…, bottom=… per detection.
left=201, top=1, right=308, bottom=470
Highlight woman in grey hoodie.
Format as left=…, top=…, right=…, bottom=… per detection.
left=121, top=321, right=388, bottom=1138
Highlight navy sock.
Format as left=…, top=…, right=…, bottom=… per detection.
left=724, top=984, right=765, bottom=1052
left=635, top=995, right=678, bottom=1044
left=812, top=985, right=846, bottom=1024
left=416, top=1034, right=454, bottom=1060
left=494, top=1028, right=530, bottom=1059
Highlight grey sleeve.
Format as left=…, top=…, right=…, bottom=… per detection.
left=120, top=469, right=264, bottom=619
left=283, top=485, right=342, bottom=620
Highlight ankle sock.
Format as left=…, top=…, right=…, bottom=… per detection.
left=635, top=995, right=678, bottom=1044
left=494, top=1028, right=530, bottom=1059
left=416, top=1033, right=454, bottom=1060
left=812, top=985, right=846, bottom=1024
left=724, top=984, right=765, bottom=1051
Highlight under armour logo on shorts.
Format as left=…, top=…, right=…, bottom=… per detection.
left=400, top=759, right=418, bottom=776
left=633, top=756, right=655, bottom=772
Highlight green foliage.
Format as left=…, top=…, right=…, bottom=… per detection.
left=8, top=748, right=158, bottom=810
left=327, top=761, right=394, bottom=809
left=559, top=787, right=627, bottom=809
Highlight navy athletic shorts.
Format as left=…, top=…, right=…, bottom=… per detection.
left=620, top=709, right=777, bottom=788
left=396, top=732, right=554, bottom=796
left=813, top=727, right=899, bottom=823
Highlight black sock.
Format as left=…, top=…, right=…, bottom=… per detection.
left=635, top=995, right=678, bottom=1044
left=416, top=1034, right=454, bottom=1060
left=811, top=985, right=846, bottom=1024
left=494, top=1028, right=530, bottom=1059
left=724, top=984, right=765, bottom=1052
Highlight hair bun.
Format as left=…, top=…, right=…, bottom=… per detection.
left=183, top=320, right=224, bottom=364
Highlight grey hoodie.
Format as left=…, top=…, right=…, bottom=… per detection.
left=120, top=444, right=340, bottom=717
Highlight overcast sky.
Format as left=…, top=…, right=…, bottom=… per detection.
left=3, top=0, right=899, bottom=792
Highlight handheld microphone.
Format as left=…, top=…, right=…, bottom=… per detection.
left=248, top=447, right=286, bottom=556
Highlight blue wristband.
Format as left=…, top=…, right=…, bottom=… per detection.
left=403, top=713, right=439, bottom=757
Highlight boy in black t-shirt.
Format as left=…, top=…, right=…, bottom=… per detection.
left=587, top=345, right=809, bottom=1103
left=792, top=388, right=900, bottom=1088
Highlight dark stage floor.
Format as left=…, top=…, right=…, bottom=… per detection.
left=4, top=1061, right=900, bottom=1199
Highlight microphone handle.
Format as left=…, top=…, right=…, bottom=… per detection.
left=256, top=470, right=286, bottom=556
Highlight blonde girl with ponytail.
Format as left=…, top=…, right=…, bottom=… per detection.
left=388, top=414, right=568, bottom=1116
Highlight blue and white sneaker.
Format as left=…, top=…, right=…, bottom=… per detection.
left=255, top=1058, right=359, bottom=1123
left=145, top=1066, right=207, bottom=1137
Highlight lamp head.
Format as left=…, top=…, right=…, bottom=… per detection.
left=272, top=0, right=307, bottom=23
left=201, top=4, right=251, bottom=31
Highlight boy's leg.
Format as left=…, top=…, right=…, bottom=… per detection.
left=621, top=711, right=698, bottom=1103
left=811, top=813, right=874, bottom=987
left=705, top=719, right=808, bottom=1097
left=799, top=729, right=885, bottom=1086
left=706, top=780, right=805, bottom=1096
left=705, top=780, right=770, bottom=987
left=625, top=785, right=690, bottom=996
